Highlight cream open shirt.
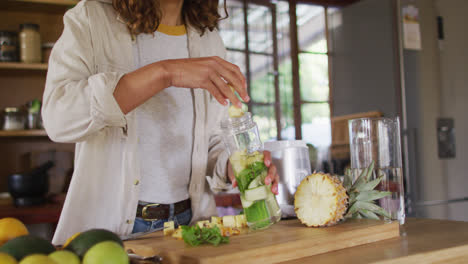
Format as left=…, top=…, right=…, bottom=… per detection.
left=43, top=0, right=230, bottom=245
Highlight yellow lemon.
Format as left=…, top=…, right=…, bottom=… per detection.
left=18, top=254, right=57, bottom=264
left=0, top=218, right=28, bottom=246
left=0, top=252, right=18, bottom=264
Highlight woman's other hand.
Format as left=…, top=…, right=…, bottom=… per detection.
left=227, top=150, right=280, bottom=195
left=263, top=150, right=279, bottom=195
left=163, top=56, right=249, bottom=107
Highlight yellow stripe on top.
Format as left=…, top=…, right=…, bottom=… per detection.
left=157, top=24, right=187, bottom=36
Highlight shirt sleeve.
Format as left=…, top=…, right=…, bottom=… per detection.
left=205, top=103, right=231, bottom=193
left=204, top=30, right=233, bottom=193
left=42, top=6, right=127, bottom=143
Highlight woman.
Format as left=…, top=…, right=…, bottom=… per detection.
left=43, top=0, right=279, bottom=245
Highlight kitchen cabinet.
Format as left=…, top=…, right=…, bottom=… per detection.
left=0, top=0, right=77, bottom=193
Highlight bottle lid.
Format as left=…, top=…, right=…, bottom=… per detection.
left=20, top=23, right=40, bottom=31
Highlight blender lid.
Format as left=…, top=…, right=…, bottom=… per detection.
left=264, top=140, right=308, bottom=152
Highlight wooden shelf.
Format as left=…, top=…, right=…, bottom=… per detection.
left=0, top=130, right=48, bottom=137
left=9, top=0, right=78, bottom=6
left=0, top=0, right=78, bottom=13
left=0, top=62, right=48, bottom=71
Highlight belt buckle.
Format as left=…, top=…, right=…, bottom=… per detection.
left=142, top=203, right=160, bottom=221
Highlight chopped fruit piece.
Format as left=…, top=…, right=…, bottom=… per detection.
left=231, top=228, right=241, bottom=236
left=211, top=216, right=222, bottom=228
left=163, top=221, right=174, bottom=236
left=235, top=215, right=247, bottom=228
left=196, top=220, right=210, bottom=229
left=172, top=228, right=182, bottom=240
left=220, top=227, right=233, bottom=237
left=228, top=105, right=244, bottom=118
left=222, top=216, right=236, bottom=228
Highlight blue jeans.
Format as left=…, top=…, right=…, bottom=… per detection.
left=132, top=204, right=192, bottom=234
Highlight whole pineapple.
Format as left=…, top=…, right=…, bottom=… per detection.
left=294, top=162, right=391, bottom=227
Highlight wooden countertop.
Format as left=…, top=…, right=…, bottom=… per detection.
left=280, top=218, right=468, bottom=263
left=125, top=218, right=468, bottom=263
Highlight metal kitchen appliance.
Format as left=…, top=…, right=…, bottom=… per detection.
left=264, top=140, right=311, bottom=218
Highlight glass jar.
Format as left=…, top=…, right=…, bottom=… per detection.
left=2, top=107, right=25, bottom=130
left=0, top=31, right=18, bottom=62
left=221, top=112, right=281, bottom=230
left=19, top=23, right=41, bottom=63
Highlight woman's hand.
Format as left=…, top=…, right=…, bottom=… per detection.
left=162, top=56, right=249, bottom=107
left=228, top=150, right=280, bottom=195
left=262, top=150, right=279, bottom=195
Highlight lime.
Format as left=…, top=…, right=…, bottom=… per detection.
left=0, top=252, right=17, bottom=264
left=19, top=254, right=57, bottom=264
left=62, top=232, right=80, bottom=249
left=83, top=241, right=128, bottom=264
left=49, top=250, right=80, bottom=264
left=0, top=235, right=55, bottom=261
left=64, top=229, right=123, bottom=258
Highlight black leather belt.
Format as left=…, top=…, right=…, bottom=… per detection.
left=136, top=199, right=191, bottom=221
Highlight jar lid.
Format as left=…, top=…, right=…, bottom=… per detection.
left=0, top=31, right=18, bottom=37
left=20, top=23, right=40, bottom=31
left=4, top=107, right=20, bottom=113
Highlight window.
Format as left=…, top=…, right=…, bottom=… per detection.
left=219, top=1, right=332, bottom=161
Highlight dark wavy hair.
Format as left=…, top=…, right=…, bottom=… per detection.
left=112, top=0, right=227, bottom=36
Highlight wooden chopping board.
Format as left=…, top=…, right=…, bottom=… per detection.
left=124, top=219, right=399, bottom=264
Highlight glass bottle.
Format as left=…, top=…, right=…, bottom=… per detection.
left=221, top=112, right=281, bottom=230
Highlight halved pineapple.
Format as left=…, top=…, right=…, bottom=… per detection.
left=294, top=173, right=348, bottom=227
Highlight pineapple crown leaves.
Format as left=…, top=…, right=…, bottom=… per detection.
left=343, top=161, right=392, bottom=220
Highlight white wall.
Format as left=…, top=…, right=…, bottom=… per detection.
left=436, top=0, right=468, bottom=221
left=330, top=0, right=468, bottom=221
left=329, top=0, right=399, bottom=118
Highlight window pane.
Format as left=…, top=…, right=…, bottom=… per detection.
left=299, top=53, right=329, bottom=102
left=248, top=4, right=273, bottom=54
left=278, top=57, right=295, bottom=140
left=219, top=1, right=246, bottom=50
left=301, top=103, right=331, bottom=148
left=226, top=50, right=246, bottom=76
left=252, top=105, right=277, bottom=142
left=297, top=4, right=327, bottom=53
left=250, top=54, right=274, bottom=103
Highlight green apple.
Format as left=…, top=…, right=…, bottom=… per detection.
left=19, top=254, right=57, bottom=264
left=49, top=250, right=80, bottom=264
left=83, top=241, right=128, bottom=264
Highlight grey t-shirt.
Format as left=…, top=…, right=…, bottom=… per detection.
left=133, top=25, right=193, bottom=204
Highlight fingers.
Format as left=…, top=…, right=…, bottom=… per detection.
left=263, top=150, right=272, bottom=167
left=265, top=165, right=279, bottom=195
left=232, top=178, right=237, bottom=188
left=263, top=150, right=278, bottom=195
left=205, top=80, right=228, bottom=106
left=211, top=56, right=249, bottom=103
left=210, top=73, right=242, bottom=108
